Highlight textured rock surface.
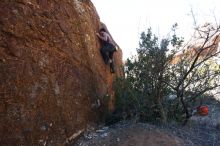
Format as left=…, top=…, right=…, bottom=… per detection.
left=0, top=0, right=123, bottom=145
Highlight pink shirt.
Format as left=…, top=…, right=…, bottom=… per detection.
left=99, top=31, right=115, bottom=46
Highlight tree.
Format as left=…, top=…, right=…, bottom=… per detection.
left=114, top=23, right=220, bottom=124
left=165, top=23, right=220, bottom=124
left=115, top=26, right=183, bottom=123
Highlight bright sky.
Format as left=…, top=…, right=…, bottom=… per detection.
left=91, top=0, right=220, bottom=60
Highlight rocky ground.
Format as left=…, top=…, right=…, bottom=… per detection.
left=73, top=96, right=220, bottom=146
left=72, top=121, right=220, bottom=146
left=74, top=122, right=187, bottom=146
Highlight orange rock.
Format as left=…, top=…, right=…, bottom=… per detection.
left=0, top=0, right=123, bottom=145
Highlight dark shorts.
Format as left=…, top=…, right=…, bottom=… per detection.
left=100, top=42, right=116, bottom=64
left=101, top=42, right=116, bottom=52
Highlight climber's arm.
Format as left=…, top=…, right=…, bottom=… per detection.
left=96, top=33, right=107, bottom=41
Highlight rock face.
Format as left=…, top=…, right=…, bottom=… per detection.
left=0, top=0, right=123, bottom=145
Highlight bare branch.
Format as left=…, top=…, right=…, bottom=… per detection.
left=183, top=70, right=211, bottom=90
left=194, top=50, right=220, bottom=68
left=188, top=84, right=220, bottom=102
left=176, top=29, right=219, bottom=90
left=161, top=80, right=176, bottom=91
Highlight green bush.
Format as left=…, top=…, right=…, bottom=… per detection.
left=113, top=24, right=220, bottom=125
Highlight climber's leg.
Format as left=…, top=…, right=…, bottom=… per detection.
left=109, top=51, right=115, bottom=73
left=100, top=47, right=109, bottom=64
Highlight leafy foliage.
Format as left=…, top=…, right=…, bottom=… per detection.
left=114, top=24, right=220, bottom=124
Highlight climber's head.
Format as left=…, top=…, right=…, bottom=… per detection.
left=100, top=28, right=106, bottom=33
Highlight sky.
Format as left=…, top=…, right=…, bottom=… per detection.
left=91, top=0, right=220, bottom=60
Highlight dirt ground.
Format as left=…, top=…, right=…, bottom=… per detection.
left=73, top=121, right=220, bottom=146
left=73, top=96, right=220, bottom=146
left=74, top=122, right=188, bottom=146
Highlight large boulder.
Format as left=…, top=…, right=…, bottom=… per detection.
left=0, top=0, right=123, bottom=145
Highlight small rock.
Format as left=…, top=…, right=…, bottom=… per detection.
left=96, top=126, right=109, bottom=133
left=84, top=133, right=93, bottom=140
left=96, top=129, right=106, bottom=133
left=102, top=127, right=109, bottom=130
left=100, top=133, right=108, bottom=138
left=40, top=125, right=47, bottom=131
left=116, top=138, right=120, bottom=142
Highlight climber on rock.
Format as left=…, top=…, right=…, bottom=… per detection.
left=96, top=28, right=118, bottom=73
